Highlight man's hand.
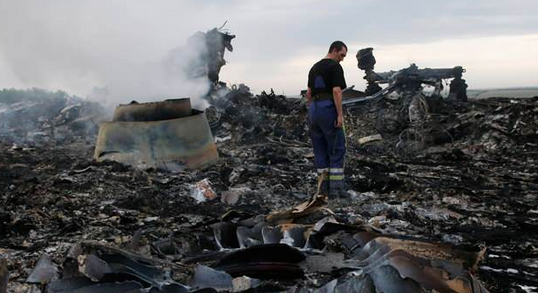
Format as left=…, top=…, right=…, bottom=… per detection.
left=332, top=87, right=344, bottom=128
left=334, top=115, right=343, bottom=128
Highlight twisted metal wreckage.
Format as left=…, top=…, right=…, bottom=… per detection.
left=4, top=26, right=533, bottom=292
left=17, top=198, right=490, bottom=293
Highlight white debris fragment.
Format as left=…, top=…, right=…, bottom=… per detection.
left=232, top=276, right=260, bottom=292
left=215, top=135, right=232, bottom=143
left=189, top=179, right=218, bottom=203
left=358, top=134, right=382, bottom=145
left=518, top=285, right=538, bottom=293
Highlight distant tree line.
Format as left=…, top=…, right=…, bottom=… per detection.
left=0, top=88, right=79, bottom=105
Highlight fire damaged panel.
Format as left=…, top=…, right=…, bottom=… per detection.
left=94, top=99, right=218, bottom=171
left=112, top=99, right=192, bottom=122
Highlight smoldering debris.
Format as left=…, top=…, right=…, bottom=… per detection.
left=1, top=82, right=538, bottom=292
left=0, top=88, right=106, bottom=145
left=1, top=30, right=538, bottom=292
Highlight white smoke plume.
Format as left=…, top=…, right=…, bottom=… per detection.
left=0, top=1, right=227, bottom=108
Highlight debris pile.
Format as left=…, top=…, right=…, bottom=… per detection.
left=1, top=85, right=538, bottom=292
left=0, top=88, right=106, bottom=145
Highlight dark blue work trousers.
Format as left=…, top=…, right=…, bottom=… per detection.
left=308, top=100, right=345, bottom=193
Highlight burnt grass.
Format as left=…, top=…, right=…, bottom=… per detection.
left=1, top=91, right=538, bottom=292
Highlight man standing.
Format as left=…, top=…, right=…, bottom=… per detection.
left=306, top=41, right=348, bottom=198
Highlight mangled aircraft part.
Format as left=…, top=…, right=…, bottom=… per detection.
left=44, top=242, right=191, bottom=293
left=3, top=77, right=537, bottom=292
left=187, top=27, right=235, bottom=85
left=26, top=254, right=58, bottom=284
left=206, top=211, right=490, bottom=292
left=94, top=99, right=218, bottom=171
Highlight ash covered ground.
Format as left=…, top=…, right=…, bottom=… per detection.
left=1, top=87, right=538, bottom=292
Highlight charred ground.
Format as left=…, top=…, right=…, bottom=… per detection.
left=1, top=87, right=538, bottom=292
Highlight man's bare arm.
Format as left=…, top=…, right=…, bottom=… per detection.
left=306, top=87, right=313, bottom=106
left=333, top=86, right=343, bottom=128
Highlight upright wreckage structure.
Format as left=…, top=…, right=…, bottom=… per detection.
left=344, top=48, right=468, bottom=125
left=341, top=48, right=470, bottom=149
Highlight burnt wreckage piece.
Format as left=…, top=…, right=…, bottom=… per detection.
left=44, top=242, right=201, bottom=293
left=344, top=48, right=468, bottom=120
left=187, top=27, right=235, bottom=85
left=94, top=98, right=218, bottom=171
left=206, top=211, right=490, bottom=293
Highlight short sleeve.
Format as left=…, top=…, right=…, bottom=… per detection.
left=331, top=64, right=347, bottom=89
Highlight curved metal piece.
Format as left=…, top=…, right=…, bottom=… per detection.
left=214, top=244, right=305, bottom=279
left=113, top=99, right=192, bottom=122
left=94, top=100, right=218, bottom=171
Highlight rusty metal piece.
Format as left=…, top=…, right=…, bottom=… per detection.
left=364, top=237, right=484, bottom=271
left=347, top=236, right=490, bottom=293
left=266, top=194, right=327, bottom=223
left=94, top=99, right=218, bottom=171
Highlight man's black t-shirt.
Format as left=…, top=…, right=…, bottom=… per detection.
left=308, top=59, right=347, bottom=96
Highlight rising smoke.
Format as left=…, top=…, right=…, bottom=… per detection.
left=0, top=1, right=222, bottom=108
left=86, top=37, right=212, bottom=109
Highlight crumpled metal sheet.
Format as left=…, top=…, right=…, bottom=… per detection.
left=26, top=254, right=58, bottom=284
left=94, top=99, right=218, bottom=171
left=211, top=214, right=489, bottom=293
left=46, top=242, right=191, bottom=293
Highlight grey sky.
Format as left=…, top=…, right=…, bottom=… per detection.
left=0, top=0, right=537, bottom=102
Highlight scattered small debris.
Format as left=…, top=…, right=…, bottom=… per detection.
left=191, top=179, right=218, bottom=203
left=358, top=134, right=382, bottom=145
